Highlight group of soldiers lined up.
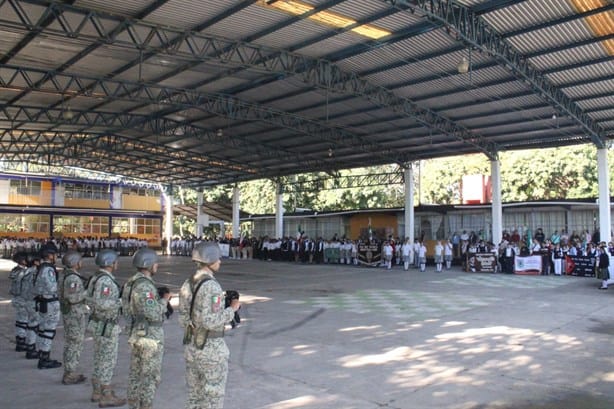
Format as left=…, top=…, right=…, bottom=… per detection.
left=9, top=241, right=241, bottom=409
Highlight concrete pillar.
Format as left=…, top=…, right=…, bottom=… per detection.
left=195, top=191, right=203, bottom=238
left=275, top=183, right=284, bottom=239
left=404, top=166, right=415, bottom=244
left=597, top=148, right=611, bottom=243
left=232, top=186, right=240, bottom=239
left=163, top=185, right=173, bottom=255
left=491, top=159, right=503, bottom=245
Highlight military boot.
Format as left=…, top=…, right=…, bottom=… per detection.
left=62, top=371, right=87, bottom=385
left=37, top=351, right=62, bottom=369
left=91, top=379, right=102, bottom=402
left=98, top=385, right=127, bottom=408
left=15, top=336, right=27, bottom=352
left=25, top=345, right=39, bottom=359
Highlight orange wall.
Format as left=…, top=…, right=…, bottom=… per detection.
left=64, top=198, right=110, bottom=209
left=122, top=195, right=161, bottom=211
left=8, top=180, right=53, bottom=206
left=348, top=213, right=398, bottom=239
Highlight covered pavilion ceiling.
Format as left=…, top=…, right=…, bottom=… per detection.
left=0, top=0, right=612, bottom=188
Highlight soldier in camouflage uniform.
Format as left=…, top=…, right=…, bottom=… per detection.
left=9, top=252, right=30, bottom=352
left=59, top=250, right=89, bottom=385
left=179, top=242, right=241, bottom=409
left=124, top=248, right=170, bottom=409
left=33, top=244, right=62, bottom=369
left=86, top=249, right=126, bottom=407
left=23, top=253, right=42, bottom=359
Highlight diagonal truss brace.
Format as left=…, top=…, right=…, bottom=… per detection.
left=0, top=160, right=162, bottom=189
left=0, top=64, right=400, bottom=164
left=1, top=0, right=497, bottom=159
left=382, top=0, right=607, bottom=149
left=283, top=172, right=405, bottom=193
left=0, top=129, right=252, bottom=181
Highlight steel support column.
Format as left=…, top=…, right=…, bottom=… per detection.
left=404, top=165, right=415, bottom=245
left=490, top=159, right=503, bottom=245
left=232, top=186, right=240, bottom=240
left=275, top=183, right=284, bottom=240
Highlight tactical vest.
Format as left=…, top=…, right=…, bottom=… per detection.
left=9, top=265, right=27, bottom=296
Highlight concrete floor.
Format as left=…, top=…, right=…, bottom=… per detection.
left=1, top=254, right=613, bottom=409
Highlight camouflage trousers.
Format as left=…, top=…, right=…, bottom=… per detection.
left=24, top=301, right=38, bottom=345
left=36, top=300, right=60, bottom=353
left=128, top=337, right=163, bottom=409
left=184, top=341, right=229, bottom=409
left=92, top=325, right=120, bottom=384
left=12, top=298, right=28, bottom=338
left=62, top=307, right=88, bottom=373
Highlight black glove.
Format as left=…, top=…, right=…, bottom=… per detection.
left=157, top=286, right=174, bottom=319
left=224, top=290, right=241, bottom=328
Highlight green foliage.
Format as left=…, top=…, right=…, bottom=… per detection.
left=168, top=144, right=613, bottom=225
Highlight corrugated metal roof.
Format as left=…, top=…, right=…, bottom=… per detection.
left=0, top=0, right=612, bottom=186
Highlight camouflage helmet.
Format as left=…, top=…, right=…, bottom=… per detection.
left=95, top=249, right=118, bottom=267
left=62, top=250, right=82, bottom=268
left=132, top=248, right=158, bottom=270
left=26, top=252, right=42, bottom=267
left=192, top=242, right=221, bottom=265
left=12, top=251, right=28, bottom=265
left=40, top=243, right=58, bottom=258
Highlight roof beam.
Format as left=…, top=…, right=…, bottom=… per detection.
left=0, top=0, right=76, bottom=64
left=1, top=0, right=171, bottom=105
left=283, top=172, right=405, bottom=193
left=1, top=0, right=497, bottom=159
left=0, top=65, right=400, bottom=166
left=380, top=0, right=607, bottom=149
left=0, top=129, right=246, bottom=182
left=0, top=102, right=376, bottom=171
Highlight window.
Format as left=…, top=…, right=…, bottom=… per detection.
left=0, top=213, right=49, bottom=233
left=64, top=182, right=110, bottom=201
left=9, top=179, right=42, bottom=196
left=126, top=187, right=159, bottom=197
left=112, top=217, right=160, bottom=236
left=53, top=215, right=109, bottom=235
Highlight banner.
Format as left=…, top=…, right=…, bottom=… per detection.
left=514, top=255, right=542, bottom=275
left=465, top=253, right=497, bottom=273
left=324, top=248, right=340, bottom=263
left=358, top=243, right=381, bottom=267
left=565, top=255, right=596, bottom=277
left=219, top=243, right=230, bottom=258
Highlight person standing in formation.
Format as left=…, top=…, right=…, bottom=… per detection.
left=9, top=252, right=30, bottom=352
left=179, top=242, right=241, bottom=409
left=59, top=250, right=89, bottom=384
left=597, top=242, right=610, bottom=290
left=86, top=249, right=126, bottom=407
left=382, top=241, right=393, bottom=270
left=401, top=238, right=412, bottom=271
left=551, top=243, right=564, bottom=276
left=33, top=244, right=62, bottom=369
left=413, top=239, right=421, bottom=268
left=434, top=241, right=444, bottom=272
left=23, top=253, right=42, bottom=359
left=125, top=248, right=170, bottom=409
left=444, top=240, right=453, bottom=270
left=418, top=241, right=427, bottom=272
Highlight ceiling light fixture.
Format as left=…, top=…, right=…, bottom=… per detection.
left=457, top=57, right=469, bottom=74
left=216, top=129, right=223, bottom=137
left=63, top=105, right=74, bottom=120
left=261, top=0, right=390, bottom=40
